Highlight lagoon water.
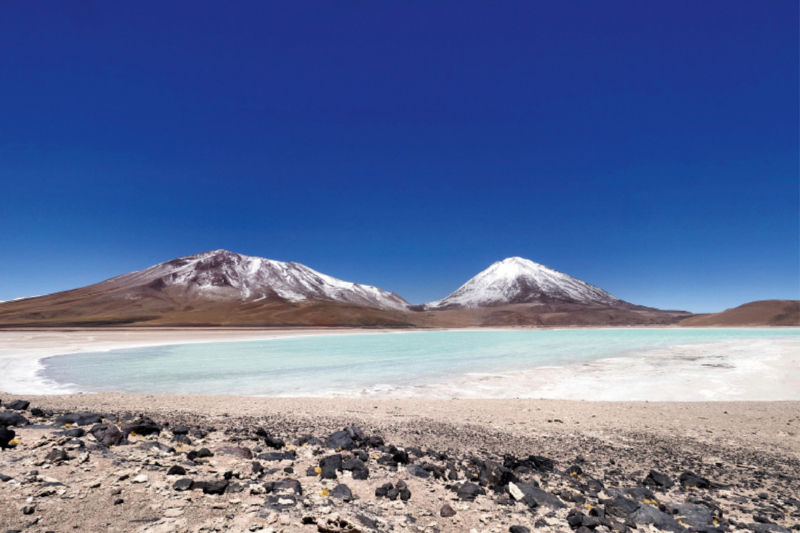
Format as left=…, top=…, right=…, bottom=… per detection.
left=40, top=328, right=800, bottom=397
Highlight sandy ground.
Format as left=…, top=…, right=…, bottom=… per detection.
left=0, top=328, right=798, bottom=401
left=0, top=393, right=798, bottom=533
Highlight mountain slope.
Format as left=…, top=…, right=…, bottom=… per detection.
left=97, top=249, right=410, bottom=311
left=680, top=300, right=799, bottom=327
left=423, top=257, right=623, bottom=310
left=0, top=250, right=414, bottom=327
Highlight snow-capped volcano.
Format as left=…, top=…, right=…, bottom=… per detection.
left=100, top=250, right=410, bottom=311
left=423, top=257, right=622, bottom=309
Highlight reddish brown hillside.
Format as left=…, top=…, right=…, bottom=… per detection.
left=680, top=300, right=799, bottom=327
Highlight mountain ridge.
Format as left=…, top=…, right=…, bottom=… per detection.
left=0, top=249, right=743, bottom=328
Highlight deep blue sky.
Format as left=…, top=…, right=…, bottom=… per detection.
left=1, top=1, right=798, bottom=312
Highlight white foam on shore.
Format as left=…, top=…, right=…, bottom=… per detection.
left=348, top=338, right=799, bottom=401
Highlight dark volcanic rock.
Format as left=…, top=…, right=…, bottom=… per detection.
left=172, top=478, right=193, bottom=491
left=121, top=416, right=161, bottom=436
left=194, top=479, right=228, bottom=495
left=0, top=412, right=29, bottom=428
left=55, top=412, right=102, bottom=427
left=139, top=441, right=175, bottom=454
left=263, top=434, right=286, bottom=450
left=644, top=470, right=675, bottom=489
left=326, top=430, right=354, bottom=450
left=64, top=428, right=86, bottom=438
left=45, top=448, right=69, bottom=463
left=89, top=424, right=126, bottom=447
left=320, top=454, right=343, bottom=480
left=0, top=428, right=15, bottom=450
left=167, top=465, right=186, bottom=476
left=440, top=504, right=457, bottom=517
left=375, top=482, right=393, bottom=498
left=342, top=458, right=369, bottom=480
left=605, top=496, right=641, bottom=519
left=566, top=464, right=584, bottom=476
left=6, top=400, right=30, bottom=411
left=514, top=482, right=564, bottom=509
left=407, top=464, right=431, bottom=479
left=679, top=471, right=712, bottom=489
left=631, top=503, right=687, bottom=533
left=273, top=479, right=302, bottom=495
left=171, top=425, right=189, bottom=435
left=171, top=434, right=192, bottom=445
left=257, top=451, right=295, bottom=462
left=330, top=483, right=354, bottom=502
left=672, top=503, right=714, bottom=530
left=221, top=446, right=252, bottom=460
left=509, top=527, right=531, bottom=533
left=457, top=482, right=485, bottom=501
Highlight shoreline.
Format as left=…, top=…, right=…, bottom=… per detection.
left=1, top=327, right=798, bottom=401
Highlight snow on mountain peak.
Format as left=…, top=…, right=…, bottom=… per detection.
left=103, top=250, right=410, bottom=311
left=424, top=257, right=621, bottom=309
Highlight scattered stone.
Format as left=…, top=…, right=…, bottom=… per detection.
left=458, top=482, right=485, bottom=501
left=513, top=482, right=563, bottom=508
left=330, top=483, right=354, bottom=501
left=644, top=469, right=675, bottom=488
left=407, top=464, right=430, bottom=478
left=679, top=471, right=712, bottom=489
left=89, top=423, right=126, bottom=446
left=342, top=457, right=369, bottom=480
left=440, top=504, right=457, bottom=517
left=45, top=448, right=69, bottom=463
left=326, top=430, right=354, bottom=450
left=6, top=400, right=30, bottom=411
left=167, top=465, right=186, bottom=476
left=194, top=479, right=228, bottom=495
left=221, top=446, right=253, bottom=459
left=55, top=412, right=102, bottom=426
left=0, top=428, right=15, bottom=450
left=0, top=412, right=29, bottom=427
left=320, top=454, right=343, bottom=479
left=273, top=479, right=303, bottom=495
left=509, top=527, right=530, bottom=533
left=121, top=416, right=161, bottom=436
left=173, top=478, right=194, bottom=491
left=196, top=447, right=214, bottom=458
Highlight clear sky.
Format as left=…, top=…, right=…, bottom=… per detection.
left=1, top=1, right=798, bottom=312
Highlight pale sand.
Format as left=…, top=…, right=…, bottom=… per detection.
left=0, top=328, right=798, bottom=401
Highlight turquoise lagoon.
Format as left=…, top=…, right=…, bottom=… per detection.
left=39, top=328, right=800, bottom=396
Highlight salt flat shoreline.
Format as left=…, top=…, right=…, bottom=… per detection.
left=0, top=327, right=798, bottom=400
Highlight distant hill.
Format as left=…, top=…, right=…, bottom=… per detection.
left=680, top=300, right=799, bottom=327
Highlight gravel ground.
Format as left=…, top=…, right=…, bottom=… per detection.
left=0, top=394, right=798, bottom=533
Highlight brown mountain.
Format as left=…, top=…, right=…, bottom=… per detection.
left=0, top=250, right=693, bottom=328
left=679, top=300, right=800, bottom=327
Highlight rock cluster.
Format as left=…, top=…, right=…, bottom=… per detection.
left=0, top=397, right=798, bottom=533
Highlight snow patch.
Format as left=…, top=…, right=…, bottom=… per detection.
left=425, top=257, right=620, bottom=309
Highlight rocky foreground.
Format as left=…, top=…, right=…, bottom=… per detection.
left=0, top=396, right=798, bottom=533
